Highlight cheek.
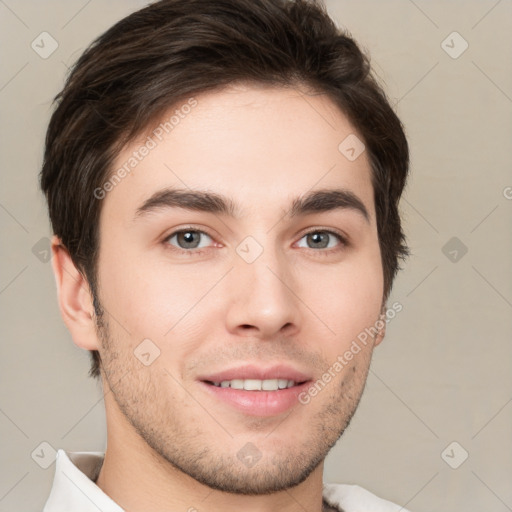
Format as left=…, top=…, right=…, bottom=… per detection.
left=97, top=247, right=225, bottom=355
left=97, top=227, right=383, bottom=365
left=301, top=251, right=383, bottom=347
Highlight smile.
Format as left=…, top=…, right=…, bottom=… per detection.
left=206, top=378, right=304, bottom=390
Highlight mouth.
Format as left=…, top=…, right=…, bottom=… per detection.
left=203, top=378, right=309, bottom=390
left=196, top=363, right=313, bottom=416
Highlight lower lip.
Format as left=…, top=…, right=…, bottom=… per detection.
left=198, top=381, right=312, bottom=417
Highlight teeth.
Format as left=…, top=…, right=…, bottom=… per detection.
left=212, top=379, right=298, bottom=390
left=278, top=379, right=290, bottom=389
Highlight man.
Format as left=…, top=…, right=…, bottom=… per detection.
left=40, top=0, right=410, bottom=510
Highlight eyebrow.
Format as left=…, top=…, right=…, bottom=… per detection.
left=133, top=187, right=370, bottom=223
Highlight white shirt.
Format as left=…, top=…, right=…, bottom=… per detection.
left=43, top=449, right=411, bottom=512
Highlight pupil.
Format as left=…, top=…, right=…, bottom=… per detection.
left=309, top=232, right=328, bottom=248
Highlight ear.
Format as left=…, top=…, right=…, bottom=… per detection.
left=373, top=305, right=387, bottom=347
left=50, top=235, right=100, bottom=351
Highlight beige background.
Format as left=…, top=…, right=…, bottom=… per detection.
left=1, top=1, right=511, bottom=511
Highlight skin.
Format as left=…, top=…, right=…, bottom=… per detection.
left=51, top=83, right=386, bottom=512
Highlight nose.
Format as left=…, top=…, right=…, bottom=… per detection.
left=224, top=243, right=301, bottom=340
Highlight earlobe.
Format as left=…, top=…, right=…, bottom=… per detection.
left=50, top=235, right=100, bottom=351
left=374, top=307, right=387, bottom=347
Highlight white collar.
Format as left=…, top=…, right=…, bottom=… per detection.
left=43, top=449, right=123, bottom=511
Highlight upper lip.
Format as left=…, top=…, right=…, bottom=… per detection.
left=197, top=364, right=313, bottom=383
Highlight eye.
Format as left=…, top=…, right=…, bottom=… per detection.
left=296, top=229, right=347, bottom=250
left=164, top=228, right=215, bottom=252
left=162, top=227, right=347, bottom=256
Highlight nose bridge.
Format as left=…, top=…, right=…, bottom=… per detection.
left=225, top=234, right=300, bottom=337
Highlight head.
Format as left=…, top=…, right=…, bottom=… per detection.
left=41, top=0, right=409, bottom=496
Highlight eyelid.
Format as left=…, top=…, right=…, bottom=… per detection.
left=162, top=225, right=349, bottom=255
left=162, top=225, right=218, bottom=254
left=295, top=227, right=349, bottom=250
left=299, top=226, right=348, bottom=244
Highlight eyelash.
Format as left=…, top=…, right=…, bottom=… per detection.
left=162, top=226, right=348, bottom=257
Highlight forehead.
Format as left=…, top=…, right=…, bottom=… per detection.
left=102, top=84, right=375, bottom=225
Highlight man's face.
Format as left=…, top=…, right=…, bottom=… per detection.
left=94, top=84, right=384, bottom=494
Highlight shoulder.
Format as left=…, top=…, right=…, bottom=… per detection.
left=323, top=482, right=411, bottom=512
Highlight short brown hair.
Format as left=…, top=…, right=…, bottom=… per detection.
left=40, top=0, right=409, bottom=379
